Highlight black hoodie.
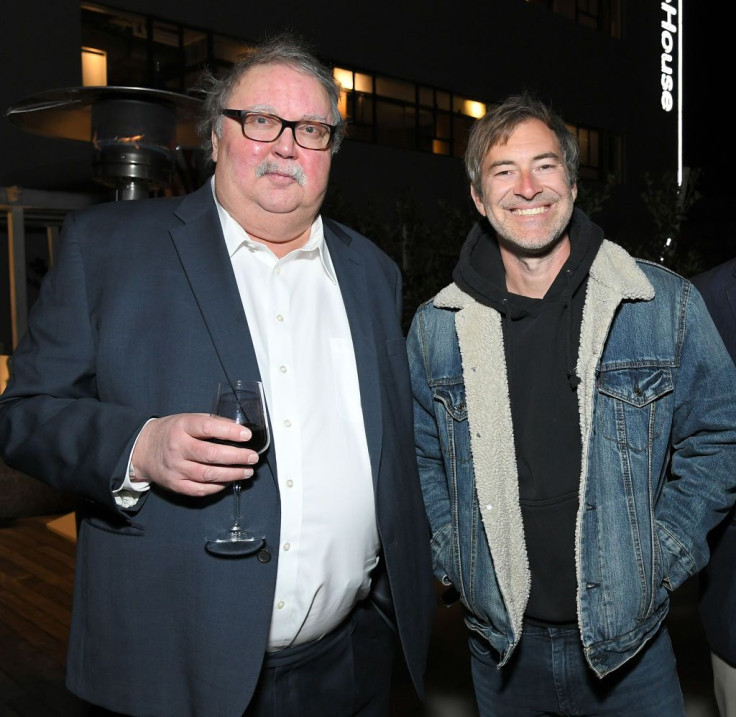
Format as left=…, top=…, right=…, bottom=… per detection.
left=453, top=208, right=604, bottom=624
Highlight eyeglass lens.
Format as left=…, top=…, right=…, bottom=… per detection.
left=242, top=113, right=331, bottom=149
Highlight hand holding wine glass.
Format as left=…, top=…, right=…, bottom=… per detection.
left=205, top=379, right=270, bottom=556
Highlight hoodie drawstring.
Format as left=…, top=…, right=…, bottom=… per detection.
left=564, top=269, right=581, bottom=390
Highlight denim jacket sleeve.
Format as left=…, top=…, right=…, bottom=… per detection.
left=407, top=306, right=456, bottom=586
left=655, top=281, right=736, bottom=590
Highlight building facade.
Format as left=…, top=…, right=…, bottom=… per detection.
left=0, top=0, right=683, bottom=346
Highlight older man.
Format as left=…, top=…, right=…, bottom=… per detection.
left=408, top=92, right=736, bottom=716
left=0, top=34, right=434, bottom=717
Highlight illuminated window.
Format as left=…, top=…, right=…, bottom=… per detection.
left=334, top=67, right=375, bottom=142
left=81, top=2, right=246, bottom=89
left=81, top=46, right=107, bottom=86
left=333, top=67, right=487, bottom=156
left=81, top=3, right=148, bottom=86
left=79, top=2, right=618, bottom=173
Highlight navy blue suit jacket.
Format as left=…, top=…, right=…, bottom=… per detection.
left=692, top=258, right=736, bottom=665
left=0, top=182, right=435, bottom=716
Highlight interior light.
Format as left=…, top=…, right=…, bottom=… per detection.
left=464, top=100, right=486, bottom=118
left=81, top=47, right=107, bottom=86
left=333, top=68, right=354, bottom=91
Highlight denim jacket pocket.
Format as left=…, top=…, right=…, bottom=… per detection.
left=594, top=366, right=675, bottom=621
left=597, top=366, right=674, bottom=451
left=433, top=383, right=468, bottom=421
left=432, top=383, right=471, bottom=468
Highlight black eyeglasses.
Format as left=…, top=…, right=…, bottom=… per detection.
left=221, top=110, right=336, bottom=151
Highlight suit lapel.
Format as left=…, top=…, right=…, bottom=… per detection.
left=169, top=184, right=278, bottom=480
left=325, top=221, right=383, bottom=485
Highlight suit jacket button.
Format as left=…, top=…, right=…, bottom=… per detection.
left=257, top=548, right=272, bottom=563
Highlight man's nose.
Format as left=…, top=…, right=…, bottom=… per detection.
left=514, top=170, right=542, bottom=198
left=272, top=125, right=298, bottom=158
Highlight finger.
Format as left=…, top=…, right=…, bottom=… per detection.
left=199, top=415, right=253, bottom=443
left=197, top=437, right=260, bottom=468
left=198, top=463, right=255, bottom=484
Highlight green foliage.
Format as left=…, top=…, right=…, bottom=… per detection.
left=576, top=174, right=616, bottom=218
left=637, top=168, right=702, bottom=273
left=324, top=166, right=704, bottom=328
left=324, top=185, right=475, bottom=330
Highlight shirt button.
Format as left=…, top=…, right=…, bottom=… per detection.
left=277, top=600, right=285, bottom=609
left=276, top=314, right=284, bottom=322
left=274, top=267, right=281, bottom=275
left=284, top=419, right=292, bottom=428
left=279, top=365, right=287, bottom=373
left=286, top=479, right=294, bottom=487
left=283, top=542, right=291, bottom=551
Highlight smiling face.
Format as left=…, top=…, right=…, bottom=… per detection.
left=212, top=62, right=334, bottom=255
left=470, top=118, right=577, bottom=257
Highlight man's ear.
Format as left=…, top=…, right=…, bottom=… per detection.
left=571, top=182, right=578, bottom=202
left=211, top=131, right=219, bottom=163
left=470, top=183, right=487, bottom=217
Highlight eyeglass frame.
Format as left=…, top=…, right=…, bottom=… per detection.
left=221, top=109, right=337, bottom=151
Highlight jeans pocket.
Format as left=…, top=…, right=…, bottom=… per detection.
left=468, top=631, right=494, bottom=664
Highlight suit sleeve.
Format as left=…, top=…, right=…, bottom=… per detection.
left=0, top=212, right=151, bottom=511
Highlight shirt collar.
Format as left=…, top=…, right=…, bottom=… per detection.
left=210, top=177, right=337, bottom=284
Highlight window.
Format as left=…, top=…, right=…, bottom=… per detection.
left=333, top=68, right=486, bottom=157
left=567, top=123, right=622, bottom=182
left=81, top=3, right=249, bottom=89
left=80, top=1, right=622, bottom=178
left=525, top=0, right=622, bottom=38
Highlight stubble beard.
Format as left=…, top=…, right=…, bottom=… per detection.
left=489, top=200, right=574, bottom=257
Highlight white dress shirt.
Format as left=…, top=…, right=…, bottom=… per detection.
left=214, top=182, right=379, bottom=650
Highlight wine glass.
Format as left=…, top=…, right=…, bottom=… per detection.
left=205, top=379, right=270, bottom=556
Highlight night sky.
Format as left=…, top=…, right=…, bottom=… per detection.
left=682, top=4, right=716, bottom=181
left=682, top=3, right=732, bottom=267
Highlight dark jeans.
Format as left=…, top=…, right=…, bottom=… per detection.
left=244, top=601, right=396, bottom=717
left=469, top=622, right=684, bottom=716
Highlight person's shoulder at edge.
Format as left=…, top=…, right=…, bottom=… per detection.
left=55, top=187, right=208, bottom=256
left=691, top=256, right=736, bottom=286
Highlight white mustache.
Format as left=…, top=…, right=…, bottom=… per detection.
left=256, top=160, right=306, bottom=187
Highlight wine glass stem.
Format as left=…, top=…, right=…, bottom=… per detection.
left=232, top=481, right=242, bottom=530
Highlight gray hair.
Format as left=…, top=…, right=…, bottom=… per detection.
left=196, top=33, right=345, bottom=156
left=465, top=91, right=579, bottom=196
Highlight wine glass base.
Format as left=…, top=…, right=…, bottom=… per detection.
left=205, top=532, right=264, bottom=557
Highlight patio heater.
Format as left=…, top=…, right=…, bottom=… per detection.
left=5, top=85, right=203, bottom=200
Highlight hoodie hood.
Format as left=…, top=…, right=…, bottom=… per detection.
left=452, top=207, right=604, bottom=317
left=452, top=207, right=604, bottom=389
left=448, top=207, right=606, bottom=624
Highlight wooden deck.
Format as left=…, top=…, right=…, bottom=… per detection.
left=0, top=514, right=90, bottom=716
left=0, top=513, right=719, bottom=717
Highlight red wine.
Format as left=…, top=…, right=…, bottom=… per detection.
left=209, top=424, right=269, bottom=454
left=243, top=423, right=269, bottom=454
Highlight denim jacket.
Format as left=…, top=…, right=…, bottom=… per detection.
left=408, top=240, right=736, bottom=677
